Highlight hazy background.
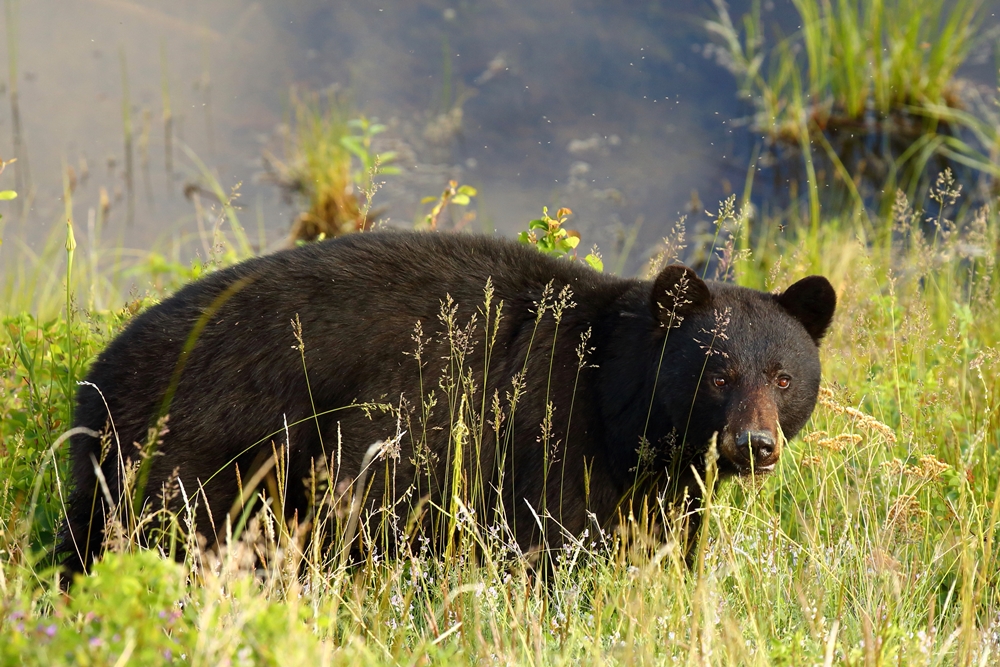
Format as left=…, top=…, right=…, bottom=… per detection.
left=1, top=0, right=997, bottom=274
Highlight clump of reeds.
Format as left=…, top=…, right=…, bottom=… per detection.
left=708, top=0, right=997, bottom=210
left=262, top=89, right=398, bottom=244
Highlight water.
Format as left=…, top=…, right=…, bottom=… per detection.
left=1, top=0, right=997, bottom=276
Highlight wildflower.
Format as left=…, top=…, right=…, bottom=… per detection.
left=816, top=433, right=862, bottom=451
left=881, top=455, right=949, bottom=481
left=914, top=454, right=949, bottom=480
left=800, top=455, right=824, bottom=468
left=887, top=494, right=925, bottom=541
left=818, top=391, right=897, bottom=443
left=881, top=458, right=907, bottom=476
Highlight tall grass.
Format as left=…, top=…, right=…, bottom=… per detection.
left=708, top=0, right=998, bottom=213
left=709, top=0, right=985, bottom=133
left=2, top=171, right=999, bottom=663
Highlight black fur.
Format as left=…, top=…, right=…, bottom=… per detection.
left=58, top=231, right=835, bottom=571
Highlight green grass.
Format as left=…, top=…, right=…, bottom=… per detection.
left=707, top=0, right=998, bottom=214
left=261, top=88, right=399, bottom=244
left=2, top=168, right=1000, bottom=664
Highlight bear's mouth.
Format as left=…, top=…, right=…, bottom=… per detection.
left=717, top=457, right=776, bottom=477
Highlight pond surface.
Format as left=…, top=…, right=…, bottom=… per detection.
left=1, top=0, right=997, bottom=275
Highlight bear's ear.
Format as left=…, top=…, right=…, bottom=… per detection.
left=776, top=275, right=837, bottom=345
left=651, top=264, right=712, bottom=326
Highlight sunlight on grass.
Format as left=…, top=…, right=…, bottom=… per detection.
left=2, top=166, right=999, bottom=663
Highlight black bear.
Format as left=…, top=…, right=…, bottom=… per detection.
left=58, top=231, right=835, bottom=572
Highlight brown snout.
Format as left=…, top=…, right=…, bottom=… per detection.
left=719, top=387, right=781, bottom=473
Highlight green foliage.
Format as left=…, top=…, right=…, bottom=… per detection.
left=0, top=147, right=253, bottom=318
left=129, top=252, right=213, bottom=294
left=0, top=550, right=336, bottom=666
left=342, top=116, right=401, bottom=188
left=419, top=179, right=477, bottom=230
left=268, top=89, right=398, bottom=242
left=3, top=170, right=1000, bottom=664
left=707, top=0, right=997, bottom=211
left=709, top=0, right=985, bottom=130
left=518, top=206, right=604, bottom=272
left=2, top=307, right=139, bottom=550
left=63, top=551, right=188, bottom=665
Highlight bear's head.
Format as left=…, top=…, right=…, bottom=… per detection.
left=650, top=265, right=836, bottom=477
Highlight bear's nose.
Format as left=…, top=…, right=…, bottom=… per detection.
left=735, top=430, right=778, bottom=470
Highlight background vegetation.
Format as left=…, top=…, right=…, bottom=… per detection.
left=708, top=0, right=999, bottom=219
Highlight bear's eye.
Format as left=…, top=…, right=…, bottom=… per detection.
left=776, top=375, right=791, bottom=389
left=712, top=377, right=727, bottom=388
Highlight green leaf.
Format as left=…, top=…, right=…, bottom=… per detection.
left=517, top=231, right=533, bottom=244
left=457, top=185, right=477, bottom=196
left=421, top=196, right=439, bottom=204
left=585, top=253, right=604, bottom=272
left=529, top=219, right=549, bottom=231
left=0, top=190, right=17, bottom=200
left=561, top=235, right=580, bottom=250
left=451, top=194, right=470, bottom=206
left=340, top=136, right=368, bottom=162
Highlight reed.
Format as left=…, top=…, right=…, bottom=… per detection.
left=708, top=0, right=996, bottom=212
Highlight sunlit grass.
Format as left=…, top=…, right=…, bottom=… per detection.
left=2, top=166, right=1000, bottom=664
